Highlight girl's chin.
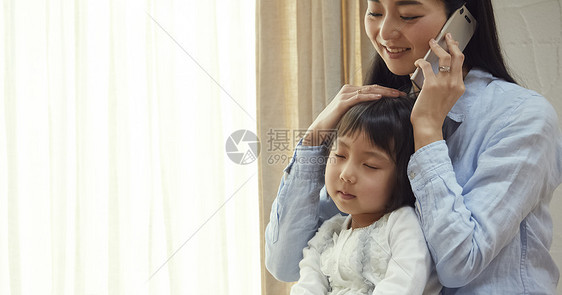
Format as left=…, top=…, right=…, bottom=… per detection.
left=330, top=199, right=349, bottom=214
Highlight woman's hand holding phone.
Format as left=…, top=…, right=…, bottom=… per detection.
left=411, top=33, right=466, bottom=151
left=303, top=84, right=404, bottom=146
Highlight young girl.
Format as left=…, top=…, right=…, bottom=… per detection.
left=291, top=97, right=441, bottom=294
left=266, top=0, right=561, bottom=293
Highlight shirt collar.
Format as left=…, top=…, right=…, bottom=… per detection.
left=447, top=68, right=496, bottom=123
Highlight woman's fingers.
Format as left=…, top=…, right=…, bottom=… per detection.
left=444, top=33, right=465, bottom=79
left=363, top=84, right=406, bottom=97
left=342, top=84, right=405, bottom=97
left=354, top=92, right=383, bottom=102
left=419, top=33, right=465, bottom=85
left=428, top=38, right=452, bottom=70
left=414, top=58, right=435, bottom=83
left=346, top=88, right=383, bottom=107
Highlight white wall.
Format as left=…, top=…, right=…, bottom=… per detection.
left=494, top=0, right=562, bottom=292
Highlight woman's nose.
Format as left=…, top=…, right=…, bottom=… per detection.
left=379, top=17, right=401, bottom=41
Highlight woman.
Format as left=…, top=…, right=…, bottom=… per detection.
left=265, top=0, right=561, bottom=294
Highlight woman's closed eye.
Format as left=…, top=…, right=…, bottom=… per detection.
left=400, top=15, right=421, bottom=21
left=334, top=153, right=346, bottom=159
left=367, top=11, right=421, bottom=21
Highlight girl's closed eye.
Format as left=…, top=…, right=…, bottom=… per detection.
left=368, top=11, right=382, bottom=17
left=334, top=153, right=346, bottom=159
left=364, top=163, right=378, bottom=170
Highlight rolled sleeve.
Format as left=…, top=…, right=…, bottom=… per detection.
left=407, top=140, right=462, bottom=224
left=408, top=140, right=453, bottom=185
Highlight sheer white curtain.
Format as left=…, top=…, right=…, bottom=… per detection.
left=0, top=0, right=260, bottom=294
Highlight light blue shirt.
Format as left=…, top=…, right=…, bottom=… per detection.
left=265, top=68, right=562, bottom=294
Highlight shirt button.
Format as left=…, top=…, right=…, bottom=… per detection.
left=409, top=172, right=416, bottom=179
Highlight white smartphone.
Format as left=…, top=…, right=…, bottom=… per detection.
left=410, top=4, right=478, bottom=89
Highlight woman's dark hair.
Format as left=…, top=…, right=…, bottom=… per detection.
left=335, top=96, right=416, bottom=212
left=364, top=0, right=516, bottom=92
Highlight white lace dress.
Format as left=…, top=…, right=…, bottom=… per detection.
left=291, top=207, right=441, bottom=295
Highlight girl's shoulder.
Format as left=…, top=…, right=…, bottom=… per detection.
left=317, top=214, right=348, bottom=235
left=386, top=206, right=417, bottom=225
left=384, top=207, right=425, bottom=241
left=305, top=214, right=348, bottom=253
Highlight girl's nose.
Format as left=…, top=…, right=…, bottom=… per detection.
left=340, top=165, right=357, bottom=184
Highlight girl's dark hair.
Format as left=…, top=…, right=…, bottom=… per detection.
left=335, top=96, right=416, bottom=212
left=364, top=0, right=516, bottom=91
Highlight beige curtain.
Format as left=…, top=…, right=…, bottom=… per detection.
left=1, top=0, right=259, bottom=294
left=256, top=1, right=372, bottom=294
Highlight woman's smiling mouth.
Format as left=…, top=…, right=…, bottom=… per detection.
left=382, top=45, right=411, bottom=58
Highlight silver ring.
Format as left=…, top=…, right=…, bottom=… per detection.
left=439, top=65, right=451, bottom=73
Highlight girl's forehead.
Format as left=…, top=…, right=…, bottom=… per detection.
left=338, top=132, right=388, bottom=150
left=337, top=134, right=394, bottom=162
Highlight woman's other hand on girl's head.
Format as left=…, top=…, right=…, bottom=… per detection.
left=302, top=84, right=405, bottom=146
left=410, top=33, right=466, bottom=151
